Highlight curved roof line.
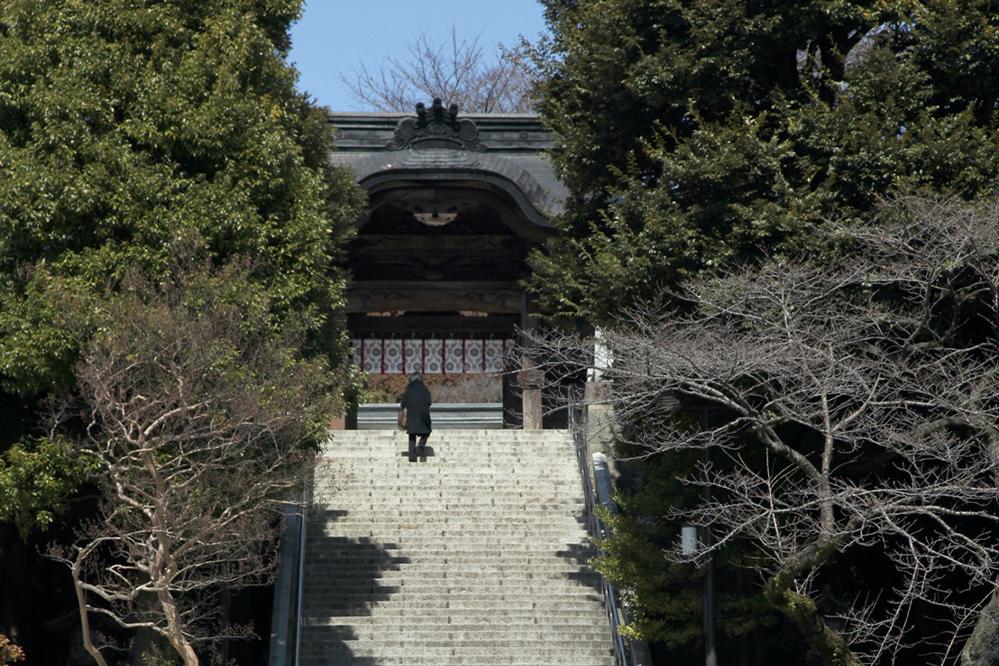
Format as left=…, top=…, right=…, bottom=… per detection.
left=345, top=151, right=562, bottom=230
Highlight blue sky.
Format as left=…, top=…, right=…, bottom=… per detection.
left=288, top=1, right=549, bottom=112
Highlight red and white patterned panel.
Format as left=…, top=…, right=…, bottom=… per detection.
left=352, top=340, right=363, bottom=369
left=353, top=338, right=511, bottom=374
left=403, top=339, right=422, bottom=375
left=423, top=339, right=444, bottom=374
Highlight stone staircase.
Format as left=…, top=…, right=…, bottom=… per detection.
left=356, top=403, right=504, bottom=430
left=298, top=429, right=616, bottom=666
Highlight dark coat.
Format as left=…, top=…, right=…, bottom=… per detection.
left=400, top=379, right=432, bottom=435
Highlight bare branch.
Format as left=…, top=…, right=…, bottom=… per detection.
left=528, top=197, right=999, bottom=664
left=339, top=26, right=532, bottom=113
left=47, top=258, right=339, bottom=665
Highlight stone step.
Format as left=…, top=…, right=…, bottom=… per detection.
left=305, top=546, right=594, bottom=557
left=327, top=636, right=612, bottom=649
left=320, top=646, right=614, bottom=660
left=302, top=612, right=611, bottom=625
left=304, top=586, right=605, bottom=600
left=302, top=576, right=603, bottom=588
left=306, top=555, right=598, bottom=567
left=298, top=651, right=614, bottom=666
left=296, top=429, right=613, bottom=666
left=309, top=532, right=592, bottom=543
left=312, top=509, right=586, bottom=519
left=357, top=403, right=506, bottom=430
left=303, top=612, right=611, bottom=626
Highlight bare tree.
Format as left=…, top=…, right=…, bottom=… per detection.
left=46, top=258, right=340, bottom=666
left=340, top=27, right=531, bottom=113
left=532, top=197, right=999, bottom=665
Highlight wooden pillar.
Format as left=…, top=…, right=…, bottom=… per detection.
left=518, top=355, right=544, bottom=430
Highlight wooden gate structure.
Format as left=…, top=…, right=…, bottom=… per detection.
left=330, top=100, right=567, bottom=428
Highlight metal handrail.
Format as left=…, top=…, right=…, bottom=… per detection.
left=568, top=395, right=632, bottom=666
left=293, top=488, right=308, bottom=666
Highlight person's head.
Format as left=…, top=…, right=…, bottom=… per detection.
left=410, top=372, right=423, bottom=383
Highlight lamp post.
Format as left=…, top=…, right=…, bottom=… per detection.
left=698, top=409, right=718, bottom=666
left=702, top=440, right=717, bottom=666
left=678, top=402, right=719, bottom=666
left=679, top=453, right=717, bottom=666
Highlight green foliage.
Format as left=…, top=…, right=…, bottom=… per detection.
left=0, top=0, right=364, bottom=393
left=0, top=0, right=363, bottom=540
left=593, top=448, right=778, bottom=650
left=594, top=463, right=704, bottom=647
left=527, top=0, right=999, bottom=325
left=0, top=436, right=93, bottom=540
left=48, top=255, right=341, bottom=660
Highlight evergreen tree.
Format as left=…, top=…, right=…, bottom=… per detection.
left=0, top=0, right=363, bottom=523
left=525, top=1, right=999, bottom=659
left=0, top=2, right=363, bottom=657
left=527, top=0, right=999, bottom=325
left=0, top=0, right=364, bottom=394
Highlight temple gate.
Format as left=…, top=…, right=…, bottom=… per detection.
left=330, top=100, right=566, bottom=427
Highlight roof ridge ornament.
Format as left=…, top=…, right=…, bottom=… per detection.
left=386, top=98, right=487, bottom=152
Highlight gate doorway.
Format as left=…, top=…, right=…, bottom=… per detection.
left=330, top=102, right=566, bottom=428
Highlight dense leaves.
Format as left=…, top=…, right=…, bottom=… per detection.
left=526, top=0, right=999, bottom=324
left=0, top=0, right=362, bottom=535
left=525, top=2, right=999, bottom=660
left=534, top=197, right=999, bottom=663
left=594, top=449, right=787, bottom=658
left=0, top=3, right=363, bottom=659
left=0, top=436, right=93, bottom=539
left=0, top=0, right=364, bottom=393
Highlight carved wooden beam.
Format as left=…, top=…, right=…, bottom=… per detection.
left=351, top=234, right=526, bottom=257
left=348, top=313, right=519, bottom=336
left=346, top=281, right=522, bottom=314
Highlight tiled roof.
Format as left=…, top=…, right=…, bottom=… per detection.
left=328, top=112, right=567, bottom=220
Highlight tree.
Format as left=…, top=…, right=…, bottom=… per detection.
left=525, top=0, right=999, bottom=325
left=0, top=0, right=362, bottom=528
left=0, top=0, right=364, bottom=395
left=340, top=27, right=532, bottom=113
left=591, top=449, right=796, bottom=661
left=46, top=257, right=339, bottom=666
left=0, top=1, right=364, bottom=658
left=532, top=197, right=999, bottom=665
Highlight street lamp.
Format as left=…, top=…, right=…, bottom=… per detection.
left=680, top=518, right=717, bottom=666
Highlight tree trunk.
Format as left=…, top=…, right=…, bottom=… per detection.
left=763, top=533, right=862, bottom=666
left=158, top=587, right=198, bottom=666
left=962, top=580, right=999, bottom=666
left=71, top=558, right=110, bottom=666
left=764, top=580, right=861, bottom=666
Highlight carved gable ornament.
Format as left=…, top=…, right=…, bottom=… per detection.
left=386, top=99, right=487, bottom=152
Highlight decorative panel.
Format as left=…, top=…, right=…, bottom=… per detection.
left=424, top=339, right=444, bottom=374
left=354, top=338, right=512, bottom=374
left=485, top=340, right=506, bottom=373
left=464, top=340, right=484, bottom=373
left=403, top=339, right=422, bottom=375
left=362, top=339, right=382, bottom=374
left=444, top=340, right=464, bottom=374
left=383, top=339, right=403, bottom=374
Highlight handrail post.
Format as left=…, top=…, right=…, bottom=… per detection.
left=568, top=394, right=633, bottom=666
